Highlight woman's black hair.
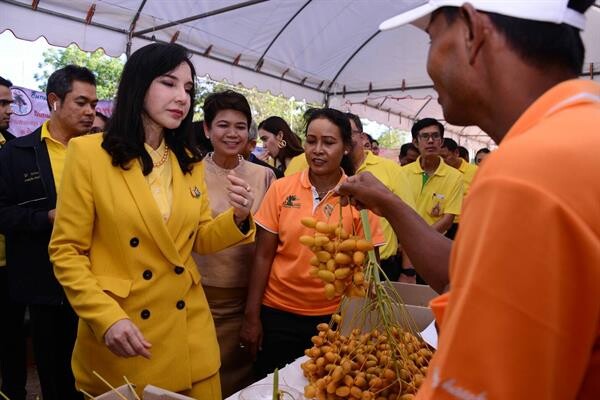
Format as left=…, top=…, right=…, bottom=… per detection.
left=303, top=108, right=355, bottom=176
left=102, top=43, right=201, bottom=175
left=257, top=116, right=304, bottom=167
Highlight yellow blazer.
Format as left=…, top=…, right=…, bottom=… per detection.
left=49, top=134, right=254, bottom=395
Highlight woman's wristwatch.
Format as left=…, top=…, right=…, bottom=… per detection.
left=400, top=266, right=416, bottom=277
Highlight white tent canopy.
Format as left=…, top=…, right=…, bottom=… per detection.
left=2, top=0, right=600, bottom=148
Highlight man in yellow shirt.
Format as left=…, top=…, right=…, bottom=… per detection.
left=441, top=138, right=477, bottom=192
left=0, top=66, right=97, bottom=400
left=440, top=138, right=478, bottom=238
left=346, top=112, right=416, bottom=281
left=403, top=118, right=463, bottom=235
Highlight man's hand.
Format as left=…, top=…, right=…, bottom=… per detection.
left=335, top=172, right=394, bottom=216
left=48, top=209, right=56, bottom=224
left=104, top=319, right=152, bottom=359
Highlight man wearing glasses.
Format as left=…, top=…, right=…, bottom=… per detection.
left=402, top=118, right=463, bottom=237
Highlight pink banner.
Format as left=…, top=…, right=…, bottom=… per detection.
left=9, top=86, right=112, bottom=137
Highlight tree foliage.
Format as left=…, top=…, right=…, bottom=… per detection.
left=34, top=44, right=124, bottom=100
left=376, top=128, right=412, bottom=149
left=34, top=45, right=322, bottom=139
left=194, top=80, right=321, bottom=140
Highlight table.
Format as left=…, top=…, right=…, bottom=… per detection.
left=225, top=356, right=309, bottom=400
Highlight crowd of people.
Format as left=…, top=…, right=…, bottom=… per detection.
left=0, top=0, right=599, bottom=399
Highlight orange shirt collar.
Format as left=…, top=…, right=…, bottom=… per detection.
left=299, top=168, right=347, bottom=189
left=505, top=79, right=600, bottom=142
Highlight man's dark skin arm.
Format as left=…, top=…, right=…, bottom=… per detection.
left=337, top=172, right=451, bottom=293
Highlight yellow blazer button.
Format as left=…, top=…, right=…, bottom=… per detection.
left=176, top=300, right=185, bottom=310
left=142, top=270, right=152, bottom=280
left=174, top=266, right=184, bottom=275
left=130, top=237, right=139, bottom=247
left=140, top=309, right=150, bottom=319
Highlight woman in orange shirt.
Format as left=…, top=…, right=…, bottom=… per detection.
left=240, top=108, right=384, bottom=377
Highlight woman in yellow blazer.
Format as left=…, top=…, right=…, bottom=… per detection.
left=49, top=43, right=255, bottom=399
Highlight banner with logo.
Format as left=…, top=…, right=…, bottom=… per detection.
left=9, top=86, right=112, bottom=137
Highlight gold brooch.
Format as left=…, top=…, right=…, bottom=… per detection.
left=190, top=186, right=201, bottom=198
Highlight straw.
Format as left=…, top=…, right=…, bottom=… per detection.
left=0, top=390, right=10, bottom=400
left=92, top=370, right=129, bottom=400
left=80, top=389, right=96, bottom=399
left=123, top=376, right=141, bottom=400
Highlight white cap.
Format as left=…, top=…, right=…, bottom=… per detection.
left=380, top=0, right=586, bottom=31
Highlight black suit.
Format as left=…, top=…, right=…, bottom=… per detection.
left=0, top=126, right=81, bottom=400
left=0, top=129, right=27, bottom=400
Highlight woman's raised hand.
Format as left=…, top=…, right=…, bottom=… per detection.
left=227, top=171, right=254, bottom=225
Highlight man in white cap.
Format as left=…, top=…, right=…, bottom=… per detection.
left=337, top=1, right=599, bottom=398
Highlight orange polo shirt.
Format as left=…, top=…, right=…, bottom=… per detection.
left=255, top=169, right=385, bottom=316
left=417, top=80, right=600, bottom=399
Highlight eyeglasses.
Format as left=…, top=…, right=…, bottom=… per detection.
left=418, top=132, right=441, bottom=141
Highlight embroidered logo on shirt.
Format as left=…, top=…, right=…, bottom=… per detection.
left=323, top=203, right=334, bottom=217
left=190, top=186, right=201, bottom=198
left=282, top=194, right=300, bottom=208
left=23, top=171, right=41, bottom=183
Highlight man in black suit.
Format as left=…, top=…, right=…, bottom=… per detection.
left=0, top=76, right=26, bottom=400
left=0, top=67, right=97, bottom=400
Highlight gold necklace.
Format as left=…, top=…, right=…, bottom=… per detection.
left=153, top=144, right=169, bottom=168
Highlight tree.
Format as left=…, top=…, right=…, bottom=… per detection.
left=34, top=45, right=124, bottom=100
left=376, top=128, right=409, bottom=149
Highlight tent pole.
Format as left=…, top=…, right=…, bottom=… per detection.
left=126, top=0, right=148, bottom=57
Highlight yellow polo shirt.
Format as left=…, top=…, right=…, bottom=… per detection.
left=457, top=158, right=478, bottom=194
left=403, top=157, right=463, bottom=225
left=40, top=121, right=68, bottom=193
left=356, top=151, right=416, bottom=259
left=284, top=153, right=308, bottom=176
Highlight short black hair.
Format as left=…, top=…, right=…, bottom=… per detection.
left=202, top=90, right=252, bottom=128
left=457, top=146, right=469, bottom=160
left=345, top=112, right=363, bottom=132
left=0, top=76, right=13, bottom=88
left=442, top=137, right=458, bottom=151
left=436, top=0, right=595, bottom=76
left=399, top=142, right=419, bottom=157
left=46, top=65, right=96, bottom=110
left=411, top=118, right=444, bottom=140
left=95, top=111, right=108, bottom=122
left=305, top=108, right=354, bottom=176
left=475, top=147, right=491, bottom=157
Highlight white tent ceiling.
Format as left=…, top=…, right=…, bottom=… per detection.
left=2, top=0, right=600, bottom=148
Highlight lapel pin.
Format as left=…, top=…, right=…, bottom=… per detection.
left=190, top=186, right=201, bottom=198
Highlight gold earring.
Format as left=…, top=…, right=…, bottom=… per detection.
left=53, top=102, right=57, bottom=112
